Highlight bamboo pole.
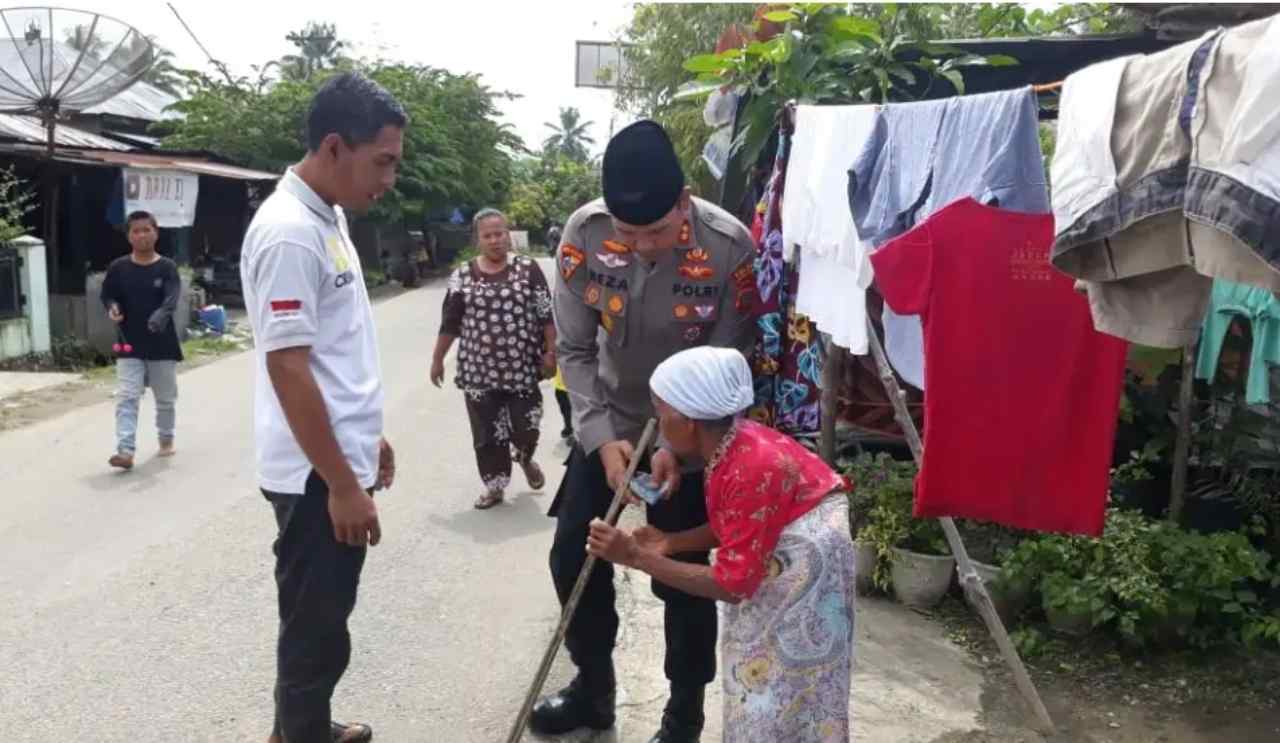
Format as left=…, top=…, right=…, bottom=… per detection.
left=505, top=420, right=658, bottom=743
left=864, top=316, right=1056, bottom=734
left=820, top=334, right=845, bottom=466
left=1168, top=344, right=1195, bottom=524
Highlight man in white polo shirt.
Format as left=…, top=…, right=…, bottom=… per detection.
left=240, top=72, right=405, bottom=743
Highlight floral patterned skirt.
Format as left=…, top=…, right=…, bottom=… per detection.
left=721, top=496, right=856, bottom=742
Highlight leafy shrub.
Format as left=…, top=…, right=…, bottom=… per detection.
left=1003, top=508, right=1277, bottom=648
left=842, top=453, right=948, bottom=590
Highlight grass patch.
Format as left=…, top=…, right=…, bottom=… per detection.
left=83, top=363, right=115, bottom=382
left=183, top=335, right=243, bottom=358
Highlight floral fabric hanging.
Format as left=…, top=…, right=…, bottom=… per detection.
left=746, top=131, right=824, bottom=437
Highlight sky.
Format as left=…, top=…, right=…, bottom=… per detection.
left=46, top=0, right=639, bottom=156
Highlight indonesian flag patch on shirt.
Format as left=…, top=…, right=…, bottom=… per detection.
left=270, top=299, right=303, bottom=317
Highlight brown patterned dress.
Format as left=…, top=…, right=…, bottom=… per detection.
left=441, top=255, right=554, bottom=492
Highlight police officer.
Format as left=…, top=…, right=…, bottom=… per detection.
left=531, top=120, right=758, bottom=742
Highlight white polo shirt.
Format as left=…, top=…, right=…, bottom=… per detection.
left=240, top=168, right=384, bottom=494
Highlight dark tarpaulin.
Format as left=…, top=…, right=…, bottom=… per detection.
left=889, top=32, right=1181, bottom=118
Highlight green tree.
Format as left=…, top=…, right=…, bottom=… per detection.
left=875, top=3, right=1142, bottom=39
left=0, top=166, right=34, bottom=244
left=682, top=4, right=1022, bottom=164
left=505, top=177, right=549, bottom=231
left=618, top=3, right=1141, bottom=187
left=503, top=153, right=599, bottom=231
left=618, top=3, right=755, bottom=191
left=156, top=33, right=520, bottom=226
left=142, top=45, right=187, bottom=96
left=281, top=22, right=348, bottom=82
left=64, top=24, right=108, bottom=57
left=542, top=107, right=596, bottom=162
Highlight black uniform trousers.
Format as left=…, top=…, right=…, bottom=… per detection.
left=548, top=445, right=718, bottom=688
left=263, top=471, right=367, bottom=743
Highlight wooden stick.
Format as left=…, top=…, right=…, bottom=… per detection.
left=1168, top=344, right=1196, bottom=523
left=864, top=316, right=1056, bottom=734
left=1032, top=81, right=1063, bottom=93
left=505, top=419, right=659, bottom=743
left=820, top=333, right=845, bottom=466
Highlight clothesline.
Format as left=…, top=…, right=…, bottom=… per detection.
left=780, top=91, right=1069, bottom=734
left=780, top=79, right=1064, bottom=129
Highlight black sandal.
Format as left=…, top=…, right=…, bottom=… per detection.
left=331, top=721, right=373, bottom=742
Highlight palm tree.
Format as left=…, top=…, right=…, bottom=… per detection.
left=281, top=22, right=346, bottom=82
left=543, top=107, right=596, bottom=162
left=143, top=47, right=186, bottom=96
left=64, top=24, right=108, bottom=58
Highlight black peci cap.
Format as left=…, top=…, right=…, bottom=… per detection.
left=602, top=120, right=686, bottom=226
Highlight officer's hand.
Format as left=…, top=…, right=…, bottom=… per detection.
left=599, top=439, right=636, bottom=491
left=107, top=303, right=124, bottom=324
left=650, top=448, right=681, bottom=500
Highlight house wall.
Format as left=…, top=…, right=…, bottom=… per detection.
left=0, top=236, right=50, bottom=360
left=0, top=316, right=26, bottom=357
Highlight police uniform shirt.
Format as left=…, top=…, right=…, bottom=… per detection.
left=554, top=196, right=759, bottom=455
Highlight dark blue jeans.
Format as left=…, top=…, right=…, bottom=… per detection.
left=263, top=472, right=367, bottom=743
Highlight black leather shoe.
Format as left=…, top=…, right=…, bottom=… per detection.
left=647, top=685, right=705, bottom=743
left=529, top=672, right=616, bottom=735
left=647, top=718, right=702, bottom=743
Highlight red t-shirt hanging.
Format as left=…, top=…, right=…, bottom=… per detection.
left=869, top=198, right=1127, bottom=536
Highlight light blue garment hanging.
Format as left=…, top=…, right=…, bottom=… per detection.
left=848, top=88, right=1049, bottom=388
left=1194, top=279, right=1280, bottom=404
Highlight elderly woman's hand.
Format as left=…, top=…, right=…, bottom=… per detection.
left=632, top=525, right=673, bottom=555
left=587, top=519, right=639, bottom=567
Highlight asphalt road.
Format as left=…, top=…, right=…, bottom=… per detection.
left=0, top=262, right=993, bottom=742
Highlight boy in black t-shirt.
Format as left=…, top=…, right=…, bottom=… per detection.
left=100, top=210, right=184, bottom=470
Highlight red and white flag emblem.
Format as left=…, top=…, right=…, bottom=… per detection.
left=270, top=299, right=303, bottom=316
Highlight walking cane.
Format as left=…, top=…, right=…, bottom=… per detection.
left=505, top=418, right=659, bottom=743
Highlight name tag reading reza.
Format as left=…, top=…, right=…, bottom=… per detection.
left=588, top=269, right=629, bottom=291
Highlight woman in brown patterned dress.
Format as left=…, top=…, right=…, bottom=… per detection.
left=431, top=209, right=556, bottom=509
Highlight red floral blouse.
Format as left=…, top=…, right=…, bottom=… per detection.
left=705, top=420, right=849, bottom=599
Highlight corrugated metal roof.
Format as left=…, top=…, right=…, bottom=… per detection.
left=53, top=148, right=279, bottom=181
left=102, top=129, right=161, bottom=148
left=82, top=79, right=181, bottom=122
left=0, top=113, right=131, bottom=149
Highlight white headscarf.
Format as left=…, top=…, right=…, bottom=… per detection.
left=650, top=347, right=754, bottom=421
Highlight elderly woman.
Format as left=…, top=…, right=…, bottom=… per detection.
left=587, top=347, right=856, bottom=742
left=431, top=208, right=556, bottom=509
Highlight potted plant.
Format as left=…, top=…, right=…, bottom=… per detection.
left=845, top=453, right=955, bottom=609
left=1040, top=572, right=1100, bottom=637
left=845, top=453, right=922, bottom=595
left=844, top=458, right=880, bottom=595
left=888, top=514, right=955, bottom=610
left=852, top=528, right=879, bottom=596
left=959, top=520, right=1031, bottom=623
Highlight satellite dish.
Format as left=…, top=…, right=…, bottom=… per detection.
left=0, top=7, right=155, bottom=155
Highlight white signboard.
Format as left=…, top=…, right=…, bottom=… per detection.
left=123, top=168, right=199, bottom=228
left=510, top=230, right=530, bottom=251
